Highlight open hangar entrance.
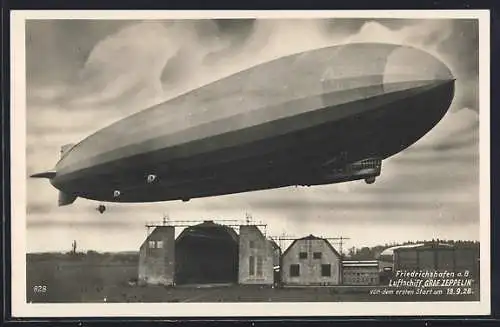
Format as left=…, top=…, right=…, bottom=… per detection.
left=175, top=221, right=239, bottom=285
left=138, top=219, right=274, bottom=286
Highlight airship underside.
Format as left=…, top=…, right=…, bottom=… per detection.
left=31, top=43, right=455, bottom=205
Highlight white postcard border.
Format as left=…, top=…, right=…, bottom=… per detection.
left=10, top=9, right=491, bottom=318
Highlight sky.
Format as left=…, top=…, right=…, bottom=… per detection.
left=25, top=18, right=481, bottom=253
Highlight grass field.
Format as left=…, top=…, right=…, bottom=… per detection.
left=26, top=253, right=480, bottom=303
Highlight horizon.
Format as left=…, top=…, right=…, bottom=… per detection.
left=25, top=227, right=481, bottom=255
left=27, top=236, right=482, bottom=255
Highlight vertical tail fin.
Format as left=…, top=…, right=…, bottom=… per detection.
left=59, top=191, right=77, bottom=206
left=59, top=143, right=78, bottom=206
left=60, top=143, right=75, bottom=158
left=30, top=143, right=78, bottom=207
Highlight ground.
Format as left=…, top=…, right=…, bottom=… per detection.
left=26, top=253, right=480, bottom=303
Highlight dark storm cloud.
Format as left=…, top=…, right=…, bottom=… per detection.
left=205, top=19, right=256, bottom=46
left=202, top=19, right=257, bottom=64
left=159, top=19, right=257, bottom=84
left=213, top=19, right=256, bottom=35
left=322, top=19, right=366, bottom=34
left=26, top=18, right=480, bottom=114
left=26, top=20, right=136, bottom=87
left=438, top=20, right=479, bottom=111
left=322, top=18, right=421, bottom=35
left=159, top=48, right=190, bottom=87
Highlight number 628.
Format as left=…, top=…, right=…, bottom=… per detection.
left=33, top=285, right=47, bottom=293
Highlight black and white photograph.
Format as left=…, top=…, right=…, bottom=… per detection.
left=10, top=10, right=490, bottom=317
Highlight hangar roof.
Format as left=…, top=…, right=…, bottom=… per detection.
left=380, top=243, right=453, bottom=256
left=176, top=220, right=239, bottom=244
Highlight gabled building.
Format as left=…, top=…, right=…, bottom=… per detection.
left=281, top=235, right=342, bottom=286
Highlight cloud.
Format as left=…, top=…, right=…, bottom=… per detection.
left=26, top=20, right=137, bottom=88
left=340, top=19, right=478, bottom=112
left=26, top=18, right=479, bottom=112
left=390, top=109, right=479, bottom=168
left=27, top=220, right=135, bottom=229
left=203, top=198, right=474, bottom=212
left=24, top=18, right=481, bottom=252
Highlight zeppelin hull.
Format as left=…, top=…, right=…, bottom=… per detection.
left=45, top=43, right=455, bottom=203
left=54, top=80, right=454, bottom=203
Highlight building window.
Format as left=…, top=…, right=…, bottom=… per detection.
left=249, top=256, right=255, bottom=276
left=313, top=252, right=322, bottom=259
left=156, top=241, right=163, bottom=248
left=290, top=264, right=300, bottom=277
left=249, top=240, right=255, bottom=249
left=148, top=241, right=156, bottom=248
left=256, top=256, right=263, bottom=276
left=321, top=264, right=331, bottom=277
left=299, top=252, right=308, bottom=259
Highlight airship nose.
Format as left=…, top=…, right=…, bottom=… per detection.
left=383, top=45, right=454, bottom=87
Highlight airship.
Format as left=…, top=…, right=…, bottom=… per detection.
left=31, top=42, right=455, bottom=207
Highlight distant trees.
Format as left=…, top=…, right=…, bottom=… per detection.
left=87, top=250, right=99, bottom=256
left=347, top=246, right=356, bottom=258
left=27, top=251, right=139, bottom=265
left=347, top=246, right=384, bottom=260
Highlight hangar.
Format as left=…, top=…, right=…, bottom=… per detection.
left=138, top=220, right=275, bottom=286
left=175, top=221, right=239, bottom=285
left=137, top=220, right=354, bottom=287
left=393, top=243, right=479, bottom=276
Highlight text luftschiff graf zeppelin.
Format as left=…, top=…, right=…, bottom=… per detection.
left=369, top=270, right=477, bottom=298
left=389, top=270, right=473, bottom=288
left=389, top=278, right=473, bottom=288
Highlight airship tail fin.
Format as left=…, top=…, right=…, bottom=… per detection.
left=60, top=143, right=75, bottom=157
left=59, top=191, right=77, bottom=206
left=30, top=171, right=56, bottom=179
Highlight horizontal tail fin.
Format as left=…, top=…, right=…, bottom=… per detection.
left=59, top=191, right=77, bottom=206
left=30, top=171, right=56, bottom=179
left=30, top=144, right=78, bottom=207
